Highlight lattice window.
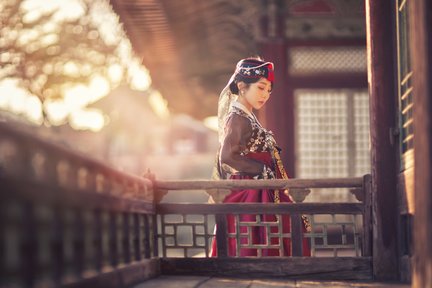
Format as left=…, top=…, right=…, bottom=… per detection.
left=288, top=46, right=367, bottom=74
left=396, top=0, right=414, bottom=170
left=354, top=92, right=371, bottom=176
left=295, top=89, right=370, bottom=202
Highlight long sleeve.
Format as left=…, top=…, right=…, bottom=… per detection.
left=219, top=114, right=265, bottom=176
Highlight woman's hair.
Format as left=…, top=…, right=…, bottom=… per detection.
left=229, top=57, right=274, bottom=94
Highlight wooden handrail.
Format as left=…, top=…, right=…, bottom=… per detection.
left=155, top=177, right=363, bottom=190
left=0, top=122, right=152, bottom=195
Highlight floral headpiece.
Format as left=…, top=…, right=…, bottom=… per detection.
left=218, top=58, right=275, bottom=142
left=235, top=60, right=275, bottom=82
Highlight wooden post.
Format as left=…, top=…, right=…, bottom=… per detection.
left=109, top=211, right=118, bottom=267
left=151, top=214, right=158, bottom=258
left=261, top=43, right=295, bottom=178
left=215, top=214, right=228, bottom=257
left=122, top=212, right=131, bottom=264
left=132, top=213, right=140, bottom=261
left=22, top=202, right=36, bottom=287
left=362, top=174, right=372, bottom=257
left=72, top=209, right=84, bottom=277
left=409, top=0, right=432, bottom=287
left=258, top=0, right=295, bottom=177
left=143, top=214, right=150, bottom=259
left=290, top=213, right=303, bottom=256
left=365, top=0, right=399, bottom=280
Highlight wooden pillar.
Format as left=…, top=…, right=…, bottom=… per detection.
left=365, top=0, right=399, bottom=280
left=409, top=0, right=432, bottom=287
left=259, top=0, right=295, bottom=177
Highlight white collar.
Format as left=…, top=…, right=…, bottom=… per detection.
left=231, top=101, right=263, bottom=127
left=231, top=101, right=254, bottom=118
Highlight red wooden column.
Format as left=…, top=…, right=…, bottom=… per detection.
left=260, top=43, right=294, bottom=177
left=365, top=0, right=399, bottom=280
left=409, top=0, right=432, bottom=287
left=258, top=0, right=296, bottom=177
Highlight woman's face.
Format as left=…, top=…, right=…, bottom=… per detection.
left=238, top=78, right=272, bottom=112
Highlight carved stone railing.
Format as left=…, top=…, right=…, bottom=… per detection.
left=0, top=123, right=157, bottom=288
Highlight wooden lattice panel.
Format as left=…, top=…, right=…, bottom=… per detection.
left=157, top=204, right=364, bottom=258
left=289, top=47, right=367, bottom=74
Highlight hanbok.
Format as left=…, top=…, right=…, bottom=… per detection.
left=211, top=102, right=311, bottom=257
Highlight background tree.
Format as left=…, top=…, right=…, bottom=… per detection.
left=0, top=0, right=138, bottom=124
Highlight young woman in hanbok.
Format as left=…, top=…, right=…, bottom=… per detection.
left=210, top=57, right=311, bottom=257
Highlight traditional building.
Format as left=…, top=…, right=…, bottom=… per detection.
left=109, top=0, right=431, bottom=285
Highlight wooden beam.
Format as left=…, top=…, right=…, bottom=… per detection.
left=409, top=0, right=432, bottom=287
left=365, top=0, right=399, bottom=280
left=286, top=38, right=366, bottom=47
left=155, top=177, right=363, bottom=190
left=160, top=257, right=372, bottom=280
left=289, top=73, right=367, bottom=89
left=156, top=203, right=364, bottom=215
left=0, top=178, right=155, bottom=214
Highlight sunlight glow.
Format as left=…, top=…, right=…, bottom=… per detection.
left=117, top=39, right=132, bottom=63
left=8, top=89, right=27, bottom=114
left=0, top=79, right=43, bottom=124
left=17, top=29, right=39, bottom=46
left=63, top=61, right=80, bottom=77
left=69, top=108, right=105, bottom=131
left=203, top=116, right=218, bottom=132
left=64, top=84, right=91, bottom=109
left=108, top=63, right=124, bottom=84
left=148, top=90, right=170, bottom=120
left=62, top=75, right=110, bottom=109
left=1, top=0, right=156, bottom=132
left=22, top=0, right=85, bottom=22
left=45, top=91, right=108, bottom=131
left=25, top=96, right=43, bottom=123
left=129, top=60, right=151, bottom=91
left=90, top=0, right=123, bottom=46
left=44, top=100, right=69, bottom=125
left=40, top=34, right=59, bottom=47
left=89, top=75, right=110, bottom=102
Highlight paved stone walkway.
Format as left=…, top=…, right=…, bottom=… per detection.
left=133, top=275, right=411, bottom=288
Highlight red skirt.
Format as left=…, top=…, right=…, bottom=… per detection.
left=211, top=152, right=311, bottom=257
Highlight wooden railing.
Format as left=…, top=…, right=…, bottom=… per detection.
left=0, top=122, right=373, bottom=285
left=0, top=123, right=158, bottom=288
left=154, top=176, right=372, bottom=280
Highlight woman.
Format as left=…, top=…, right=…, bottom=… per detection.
left=211, top=57, right=310, bottom=257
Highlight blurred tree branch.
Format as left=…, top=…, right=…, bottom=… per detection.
left=0, top=0, right=125, bottom=124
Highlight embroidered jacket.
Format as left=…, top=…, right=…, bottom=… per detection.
left=219, top=102, right=278, bottom=179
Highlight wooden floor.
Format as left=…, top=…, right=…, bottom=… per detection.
left=133, top=276, right=411, bottom=288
